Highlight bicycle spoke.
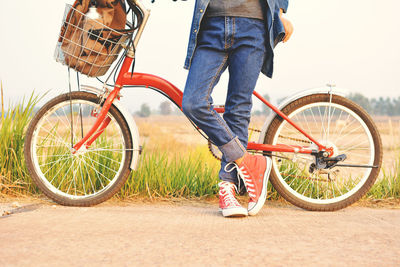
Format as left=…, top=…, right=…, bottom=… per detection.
left=332, top=109, right=344, bottom=136
left=82, top=159, right=96, bottom=194
left=79, top=159, right=88, bottom=196
left=309, top=107, right=319, bottom=138
left=40, top=121, right=71, bottom=148
left=37, top=136, right=68, bottom=147
left=317, top=106, right=326, bottom=140
left=82, top=154, right=112, bottom=183
left=295, top=175, right=310, bottom=192
left=48, top=157, right=71, bottom=184
left=39, top=155, right=70, bottom=168
left=316, top=173, right=319, bottom=199
left=37, top=153, right=71, bottom=158
left=301, top=179, right=313, bottom=197
left=339, top=139, right=370, bottom=153
left=333, top=115, right=357, bottom=143
left=333, top=179, right=344, bottom=196
left=84, top=156, right=106, bottom=189
left=269, top=99, right=378, bottom=207
left=86, top=155, right=118, bottom=174
left=334, top=113, right=351, bottom=141
left=43, top=155, right=71, bottom=178
left=293, top=114, right=308, bottom=136
left=301, top=112, right=313, bottom=137
left=326, top=106, right=335, bottom=143
left=87, top=148, right=125, bottom=152
left=334, top=125, right=364, bottom=144
left=66, top=162, right=78, bottom=196
left=88, top=150, right=123, bottom=165
left=55, top=108, right=75, bottom=134
left=56, top=157, right=77, bottom=190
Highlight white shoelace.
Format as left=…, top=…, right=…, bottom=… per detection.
left=224, top=162, right=256, bottom=199
left=219, top=182, right=240, bottom=207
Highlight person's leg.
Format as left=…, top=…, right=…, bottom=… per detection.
left=182, top=17, right=248, bottom=217
left=182, top=17, right=246, bottom=170
left=219, top=17, right=269, bottom=185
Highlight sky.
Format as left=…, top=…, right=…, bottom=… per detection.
left=1, top=0, right=399, bottom=112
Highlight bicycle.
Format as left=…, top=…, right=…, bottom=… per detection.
left=24, top=0, right=382, bottom=211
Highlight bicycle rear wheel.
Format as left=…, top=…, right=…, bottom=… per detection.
left=24, top=91, right=134, bottom=206
left=264, top=94, right=382, bottom=211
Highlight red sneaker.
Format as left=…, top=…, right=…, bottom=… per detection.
left=237, top=154, right=272, bottom=216
left=219, top=181, right=248, bottom=217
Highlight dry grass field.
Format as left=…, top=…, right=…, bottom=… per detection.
left=374, top=117, right=400, bottom=172
left=135, top=114, right=400, bottom=175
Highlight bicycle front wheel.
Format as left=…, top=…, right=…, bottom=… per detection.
left=264, top=94, right=382, bottom=211
left=24, top=91, right=134, bottom=206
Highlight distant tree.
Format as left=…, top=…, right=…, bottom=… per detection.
left=372, top=97, right=392, bottom=116
left=173, top=105, right=184, bottom=116
left=261, top=94, right=271, bottom=115
left=392, top=97, right=400, bottom=116
left=136, top=103, right=151, bottom=117
left=348, top=93, right=372, bottom=113
left=385, top=97, right=395, bottom=116
left=277, top=96, right=286, bottom=105
left=159, top=101, right=172, bottom=115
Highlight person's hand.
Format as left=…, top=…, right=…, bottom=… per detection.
left=279, top=9, right=293, bottom=43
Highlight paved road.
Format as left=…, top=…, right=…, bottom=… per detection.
left=1, top=200, right=399, bottom=266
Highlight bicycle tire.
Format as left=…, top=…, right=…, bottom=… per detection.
left=24, top=91, right=134, bottom=206
left=264, top=94, right=382, bottom=211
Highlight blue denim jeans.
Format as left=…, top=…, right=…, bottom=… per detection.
left=182, top=16, right=270, bottom=184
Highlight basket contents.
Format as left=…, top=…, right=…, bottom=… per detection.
left=55, top=0, right=132, bottom=77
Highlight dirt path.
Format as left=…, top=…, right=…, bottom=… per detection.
left=1, top=200, right=399, bottom=266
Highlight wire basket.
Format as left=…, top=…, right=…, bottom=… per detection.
left=55, top=4, right=132, bottom=77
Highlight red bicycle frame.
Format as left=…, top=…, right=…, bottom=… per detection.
left=73, top=54, right=330, bottom=155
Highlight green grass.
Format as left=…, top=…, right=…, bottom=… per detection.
left=0, top=93, right=41, bottom=196
left=367, top=161, right=400, bottom=199
left=119, top=148, right=220, bottom=199
left=0, top=92, right=399, bottom=203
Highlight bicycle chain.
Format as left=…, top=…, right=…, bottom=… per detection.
left=277, top=135, right=313, bottom=144
left=249, top=128, right=313, bottom=145
left=248, top=127, right=261, bottom=133
left=207, top=128, right=263, bottom=161
left=207, top=139, right=223, bottom=161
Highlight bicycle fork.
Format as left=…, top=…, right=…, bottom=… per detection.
left=71, top=56, right=135, bottom=154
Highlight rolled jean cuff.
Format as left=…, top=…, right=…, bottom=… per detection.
left=218, top=136, right=246, bottom=163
